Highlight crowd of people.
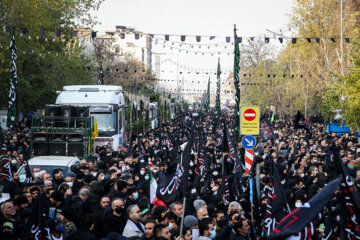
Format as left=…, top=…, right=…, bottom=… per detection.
left=0, top=113, right=360, bottom=240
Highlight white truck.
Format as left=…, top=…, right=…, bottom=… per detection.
left=55, top=85, right=127, bottom=151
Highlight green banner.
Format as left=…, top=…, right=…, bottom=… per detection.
left=233, top=34, right=241, bottom=144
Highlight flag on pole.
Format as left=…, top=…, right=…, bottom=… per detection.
left=204, top=77, right=210, bottom=113
left=333, top=147, right=360, bottom=239
left=7, top=30, right=18, bottom=129
left=215, top=58, right=221, bottom=118
left=233, top=30, right=241, bottom=144
left=24, top=158, right=33, bottom=183
left=149, top=170, right=166, bottom=207
left=98, top=64, right=104, bottom=85
left=22, top=196, right=52, bottom=240
left=157, top=129, right=194, bottom=204
left=267, top=176, right=341, bottom=239
left=270, top=111, right=275, bottom=123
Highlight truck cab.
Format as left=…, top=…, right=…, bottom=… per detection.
left=56, top=85, right=127, bottom=150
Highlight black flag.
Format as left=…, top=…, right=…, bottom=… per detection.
left=294, top=111, right=311, bottom=131
left=224, top=126, right=242, bottom=174
left=196, top=133, right=207, bottom=176
left=267, top=176, right=342, bottom=239
left=24, top=158, right=33, bottom=183
left=260, top=117, right=274, bottom=141
left=22, top=196, right=51, bottom=239
left=157, top=129, right=194, bottom=204
left=333, top=147, right=360, bottom=239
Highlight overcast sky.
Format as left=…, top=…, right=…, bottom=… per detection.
left=91, top=0, right=295, bottom=70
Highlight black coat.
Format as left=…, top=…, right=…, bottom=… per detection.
left=68, top=229, right=97, bottom=240
left=102, top=209, right=126, bottom=237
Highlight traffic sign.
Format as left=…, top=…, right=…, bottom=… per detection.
left=240, top=106, right=260, bottom=135
left=242, top=135, right=256, bottom=149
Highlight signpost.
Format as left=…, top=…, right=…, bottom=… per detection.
left=241, top=135, right=256, bottom=149
left=240, top=106, right=260, bottom=135
left=240, top=106, right=260, bottom=173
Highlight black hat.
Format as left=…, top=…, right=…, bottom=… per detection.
left=76, top=171, right=85, bottom=180
left=61, top=207, right=74, bottom=221
left=84, top=174, right=95, bottom=183
left=15, top=195, right=28, bottom=206
left=50, top=191, right=64, bottom=202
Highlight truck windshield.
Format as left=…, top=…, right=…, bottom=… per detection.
left=92, top=112, right=117, bottom=136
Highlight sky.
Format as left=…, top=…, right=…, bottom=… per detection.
left=91, top=0, right=295, bottom=84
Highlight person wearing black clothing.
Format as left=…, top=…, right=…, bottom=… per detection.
left=68, top=214, right=96, bottom=240
left=101, top=198, right=126, bottom=237
left=232, top=219, right=251, bottom=240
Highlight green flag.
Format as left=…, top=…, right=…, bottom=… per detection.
left=233, top=33, right=241, bottom=144
left=204, top=77, right=210, bottom=113
left=7, top=30, right=18, bottom=129
left=215, top=58, right=221, bottom=118
left=98, top=64, right=104, bottom=85
left=270, top=111, right=275, bottom=123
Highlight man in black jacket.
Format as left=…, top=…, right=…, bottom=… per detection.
left=101, top=198, right=126, bottom=237
left=68, top=214, right=96, bottom=240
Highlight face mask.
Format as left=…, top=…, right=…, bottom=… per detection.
left=133, top=192, right=139, bottom=200
left=34, top=172, right=40, bottom=178
left=56, top=224, right=64, bottom=233
left=140, top=171, right=146, bottom=175
left=154, top=150, right=158, bottom=155
left=11, top=160, right=17, bottom=165
left=192, top=229, right=199, bottom=240
left=189, top=171, right=193, bottom=175
left=92, top=173, right=97, bottom=177
left=100, top=176, right=105, bottom=181
left=209, top=228, right=216, bottom=239
left=213, top=171, right=218, bottom=176
left=295, top=202, right=302, bottom=208
left=140, top=159, right=145, bottom=163
left=168, top=222, right=173, bottom=230
left=300, top=173, right=304, bottom=178
left=144, top=176, right=149, bottom=180
left=67, top=182, right=73, bottom=188
left=115, top=207, right=123, bottom=214
left=191, top=189, right=196, bottom=194
left=190, top=161, right=194, bottom=166
left=154, top=170, right=158, bottom=173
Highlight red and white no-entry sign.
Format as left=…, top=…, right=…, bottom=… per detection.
left=244, top=109, right=256, bottom=121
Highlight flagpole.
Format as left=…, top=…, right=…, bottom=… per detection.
left=179, top=196, right=186, bottom=237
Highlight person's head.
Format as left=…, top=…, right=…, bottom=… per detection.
left=184, top=215, right=199, bottom=230
left=228, top=201, right=242, bottom=214
left=79, top=187, right=90, bottom=200
left=193, top=199, right=207, bottom=211
left=50, top=190, right=64, bottom=207
left=53, top=168, right=63, bottom=180
left=1, top=201, right=16, bottom=220
left=127, top=204, right=141, bottom=222
left=100, top=196, right=110, bottom=209
left=183, top=228, right=192, bottom=240
left=170, top=201, right=183, bottom=217
left=197, top=207, right=208, bottom=221
left=43, top=173, right=52, bottom=181
left=154, top=224, right=171, bottom=240
left=48, top=217, right=64, bottom=236
left=30, top=187, right=40, bottom=200
left=144, top=218, right=156, bottom=239
left=234, top=218, right=250, bottom=237
left=116, top=180, right=128, bottom=193
left=198, top=218, right=214, bottom=237
left=112, top=198, right=125, bottom=217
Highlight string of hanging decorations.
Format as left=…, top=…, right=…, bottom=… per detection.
left=2, top=26, right=354, bottom=45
